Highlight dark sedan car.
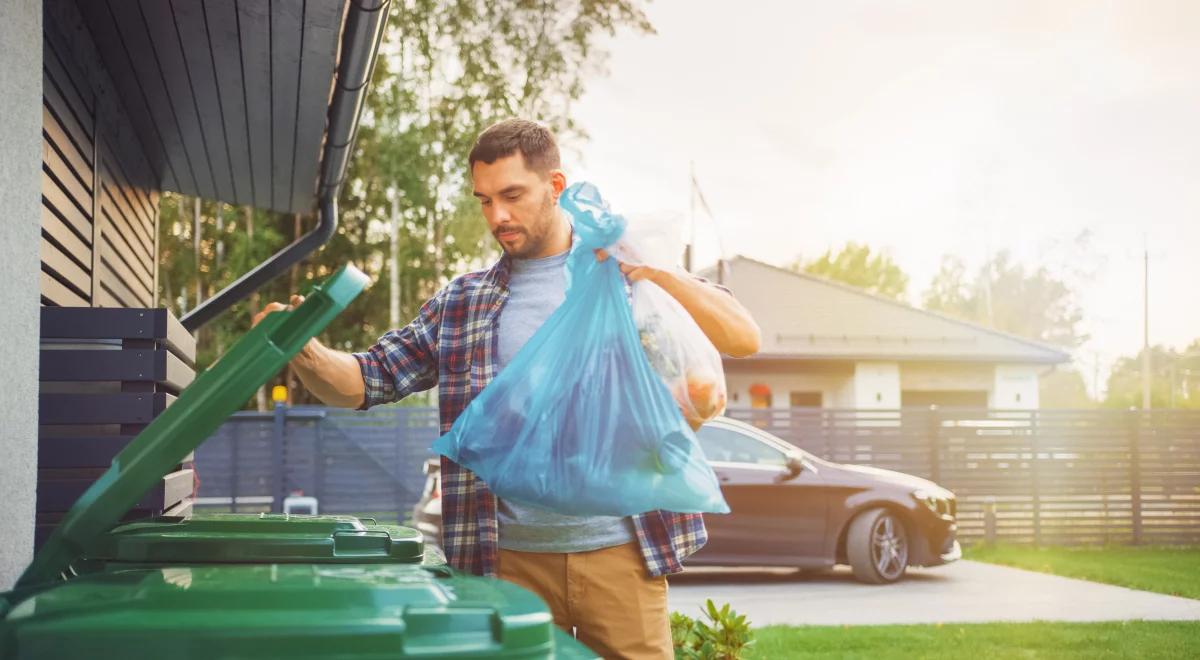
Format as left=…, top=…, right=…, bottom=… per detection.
left=686, top=416, right=960, bottom=583
left=413, top=416, right=961, bottom=584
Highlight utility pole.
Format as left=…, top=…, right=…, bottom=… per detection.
left=389, top=189, right=400, bottom=330
left=286, top=213, right=302, bottom=406
left=215, top=205, right=224, bottom=272
left=684, top=161, right=695, bottom=273
left=246, top=205, right=268, bottom=412
left=1142, top=242, right=1151, bottom=409
left=193, top=197, right=202, bottom=310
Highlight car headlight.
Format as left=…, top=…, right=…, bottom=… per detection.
left=912, top=488, right=954, bottom=517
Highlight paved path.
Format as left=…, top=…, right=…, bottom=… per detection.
left=668, top=560, right=1200, bottom=626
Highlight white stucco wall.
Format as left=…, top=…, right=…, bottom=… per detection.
left=900, top=362, right=993, bottom=391
left=724, top=371, right=854, bottom=409
left=832, top=373, right=859, bottom=408
left=991, top=364, right=1041, bottom=409
left=854, top=361, right=901, bottom=409
left=0, top=0, right=42, bottom=590
left=727, top=361, right=1047, bottom=412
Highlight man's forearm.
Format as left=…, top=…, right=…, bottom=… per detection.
left=290, top=339, right=367, bottom=408
left=651, top=270, right=761, bottom=357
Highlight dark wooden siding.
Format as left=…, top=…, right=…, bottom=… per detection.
left=41, top=0, right=160, bottom=309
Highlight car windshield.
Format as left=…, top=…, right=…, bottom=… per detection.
left=696, top=424, right=789, bottom=466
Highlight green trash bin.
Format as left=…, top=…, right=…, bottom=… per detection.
left=0, top=562, right=595, bottom=658
left=79, top=513, right=428, bottom=570
left=0, top=265, right=598, bottom=659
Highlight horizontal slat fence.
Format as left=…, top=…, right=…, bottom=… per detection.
left=195, top=406, right=1200, bottom=545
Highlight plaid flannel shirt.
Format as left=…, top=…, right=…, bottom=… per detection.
left=353, top=254, right=709, bottom=578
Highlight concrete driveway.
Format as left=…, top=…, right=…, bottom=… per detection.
left=668, top=560, right=1200, bottom=626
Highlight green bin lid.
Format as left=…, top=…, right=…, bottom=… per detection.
left=86, top=513, right=424, bottom=565
left=17, top=265, right=370, bottom=588
left=1, top=563, right=600, bottom=659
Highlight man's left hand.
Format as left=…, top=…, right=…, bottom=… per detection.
left=593, top=249, right=760, bottom=357
left=595, top=248, right=660, bottom=284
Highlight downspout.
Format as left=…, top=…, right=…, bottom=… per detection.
left=180, top=0, right=390, bottom=332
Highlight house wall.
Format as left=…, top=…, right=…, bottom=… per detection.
left=0, top=0, right=42, bottom=591
left=991, top=364, right=1041, bottom=409
left=900, top=362, right=992, bottom=407
left=901, top=362, right=993, bottom=391
left=725, top=360, right=1042, bottom=411
left=41, top=0, right=159, bottom=308
left=854, top=361, right=901, bottom=408
left=725, top=361, right=904, bottom=410
left=832, top=373, right=858, bottom=408
left=725, top=370, right=854, bottom=409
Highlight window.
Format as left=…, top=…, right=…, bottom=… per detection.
left=697, top=426, right=788, bottom=466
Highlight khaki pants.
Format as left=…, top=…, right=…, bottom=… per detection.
left=498, top=542, right=672, bottom=660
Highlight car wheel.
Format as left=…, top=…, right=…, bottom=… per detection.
left=847, top=507, right=909, bottom=584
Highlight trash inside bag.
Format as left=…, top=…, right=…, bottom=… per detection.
left=431, top=182, right=730, bottom=516
left=612, top=212, right=729, bottom=430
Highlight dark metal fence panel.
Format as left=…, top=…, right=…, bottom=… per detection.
left=196, top=405, right=1200, bottom=545
left=316, top=407, right=438, bottom=516
left=197, top=415, right=276, bottom=509
left=195, top=406, right=441, bottom=523
left=1138, top=409, right=1200, bottom=544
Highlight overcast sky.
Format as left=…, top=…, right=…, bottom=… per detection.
left=562, top=0, right=1200, bottom=393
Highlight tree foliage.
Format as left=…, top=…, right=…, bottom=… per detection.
left=1103, top=340, right=1200, bottom=409
left=1039, top=367, right=1094, bottom=408
left=789, top=242, right=909, bottom=301
left=922, top=251, right=1086, bottom=349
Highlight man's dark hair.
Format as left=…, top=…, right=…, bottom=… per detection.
left=468, top=118, right=561, bottom=174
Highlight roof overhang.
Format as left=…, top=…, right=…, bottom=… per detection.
left=704, top=256, right=1074, bottom=366
left=78, top=0, right=387, bottom=215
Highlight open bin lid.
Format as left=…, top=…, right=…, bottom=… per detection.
left=18, top=265, right=370, bottom=588
left=87, top=513, right=424, bottom=565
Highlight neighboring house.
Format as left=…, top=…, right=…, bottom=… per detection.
left=0, top=0, right=388, bottom=589
left=700, top=256, right=1071, bottom=411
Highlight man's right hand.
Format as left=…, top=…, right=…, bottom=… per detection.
left=251, top=294, right=306, bottom=328
left=250, top=294, right=366, bottom=409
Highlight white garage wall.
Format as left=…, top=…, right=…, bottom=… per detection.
left=991, top=364, right=1041, bottom=409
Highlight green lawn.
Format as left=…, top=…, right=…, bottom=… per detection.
left=733, top=546, right=1200, bottom=658
left=964, top=544, right=1200, bottom=600
left=745, top=621, right=1200, bottom=659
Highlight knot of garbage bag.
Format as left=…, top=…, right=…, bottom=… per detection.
left=560, top=182, right=627, bottom=249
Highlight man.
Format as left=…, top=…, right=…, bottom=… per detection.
left=254, top=119, right=760, bottom=658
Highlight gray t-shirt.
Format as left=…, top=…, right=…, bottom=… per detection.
left=495, top=249, right=636, bottom=552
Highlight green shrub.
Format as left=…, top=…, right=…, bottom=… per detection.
left=671, top=599, right=755, bottom=659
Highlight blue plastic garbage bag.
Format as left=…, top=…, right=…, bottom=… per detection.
left=431, top=182, right=730, bottom=516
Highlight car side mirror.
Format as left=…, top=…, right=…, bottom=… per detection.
left=775, top=456, right=805, bottom=483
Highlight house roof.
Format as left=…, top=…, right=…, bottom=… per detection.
left=699, top=256, right=1072, bottom=365
left=77, top=0, right=383, bottom=215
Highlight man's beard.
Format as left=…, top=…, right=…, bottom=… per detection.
left=496, top=192, right=556, bottom=258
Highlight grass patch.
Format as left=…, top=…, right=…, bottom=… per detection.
left=964, top=544, right=1200, bottom=600
left=747, top=621, right=1200, bottom=659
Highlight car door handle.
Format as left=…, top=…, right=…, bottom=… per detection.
left=718, top=474, right=731, bottom=483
